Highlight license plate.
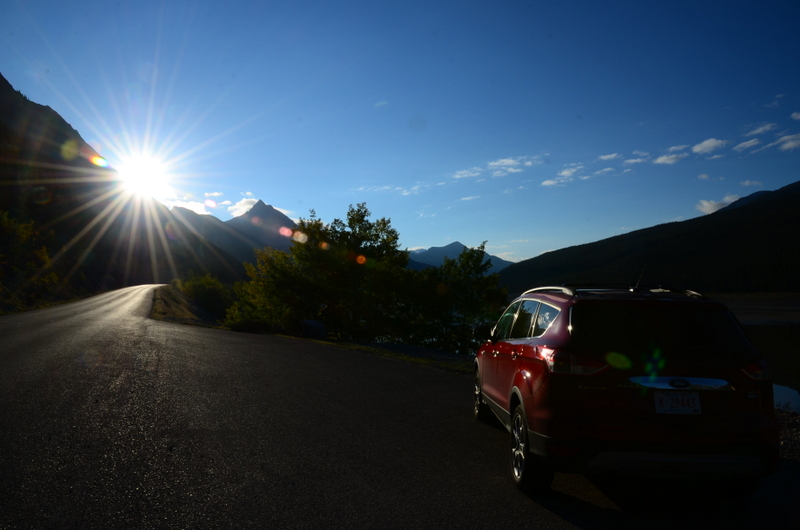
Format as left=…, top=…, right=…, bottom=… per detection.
left=654, top=391, right=701, bottom=415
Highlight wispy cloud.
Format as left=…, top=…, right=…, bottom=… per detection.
left=624, top=157, right=648, bottom=165
left=740, top=180, right=762, bottom=187
left=594, top=167, right=614, bottom=175
left=557, top=165, right=584, bottom=178
left=692, top=138, right=727, bottom=154
left=668, top=145, right=689, bottom=152
left=792, top=112, right=800, bottom=121
left=204, top=191, right=224, bottom=197
left=452, top=167, right=483, bottom=179
left=733, top=138, right=760, bottom=152
left=653, top=153, right=689, bottom=164
left=356, top=184, right=422, bottom=195
left=746, top=123, right=777, bottom=136
left=460, top=196, right=480, bottom=201
left=170, top=200, right=212, bottom=215
left=695, top=194, right=740, bottom=214
left=486, top=156, right=541, bottom=177
left=772, top=133, right=800, bottom=151
left=597, top=153, right=621, bottom=161
left=229, top=197, right=259, bottom=216
left=698, top=173, right=709, bottom=180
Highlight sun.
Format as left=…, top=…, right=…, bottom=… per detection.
left=117, top=154, right=173, bottom=199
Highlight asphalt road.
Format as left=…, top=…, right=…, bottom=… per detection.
left=1, top=286, right=798, bottom=529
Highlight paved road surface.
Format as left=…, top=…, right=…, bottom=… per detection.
left=1, top=286, right=798, bottom=528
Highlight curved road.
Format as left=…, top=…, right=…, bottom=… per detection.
left=1, top=286, right=797, bottom=528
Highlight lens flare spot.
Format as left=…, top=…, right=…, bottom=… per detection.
left=292, top=231, right=308, bottom=244
left=31, top=186, right=52, bottom=205
left=204, top=199, right=217, bottom=209
left=605, top=352, right=632, bottom=370
left=319, top=242, right=329, bottom=250
left=61, top=139, right=79, bottom=160
left=90, top=155, right=109, bottom=167
left=279, top=226, right=294, bottom=237
left=165, top=222, right=178, bottom=240
left=356, top=255, right=367, bottom=265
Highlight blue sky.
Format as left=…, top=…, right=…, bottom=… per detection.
left=2, top=0, right=799, bottom=262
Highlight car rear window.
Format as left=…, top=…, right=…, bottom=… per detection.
left=570, top=301, right=756, bottom=361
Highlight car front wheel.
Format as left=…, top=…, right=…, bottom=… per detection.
left=511, top=404, right=554, bottom=494
left=473, top=370, right=491, bottom=422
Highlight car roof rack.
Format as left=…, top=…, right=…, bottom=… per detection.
left=521, top=286, right=576, bottom=296
left=521, top=284, right=706, bottom=299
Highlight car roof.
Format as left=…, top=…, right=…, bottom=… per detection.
left=516, top=284, right=725, bottom=308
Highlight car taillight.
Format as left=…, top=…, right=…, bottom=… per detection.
left=539, top=348, right=608, bottom=375
left=741, top=360, right=773, bottom=382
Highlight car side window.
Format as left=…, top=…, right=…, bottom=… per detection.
left=494, top=301, right=521, bottom=341
left=510, top=300, right=539, bottom=339
left=532, top=303, right=560, bottom=337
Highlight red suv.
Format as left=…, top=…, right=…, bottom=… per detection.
left=473, top=285, right=779, bottom=494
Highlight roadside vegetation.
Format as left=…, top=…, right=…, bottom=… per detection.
left=170, top=203, right=507, bottom=355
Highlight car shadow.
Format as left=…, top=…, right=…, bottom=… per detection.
left=523, top=460, right=800, bottom=529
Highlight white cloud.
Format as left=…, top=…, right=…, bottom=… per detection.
left=632, top=150, right=650, bottom=157
left=488, top=158, right=522, bottom=168
left=624, top=157, right=647, bottom=165
left=541, top=179, right=560, bottom=186
left=453, top=167, right=482, bottom=179
left=775, top=133, right=800, bottom=151
left=695, top=194, right=740, bottom=214
left=746, top=123, right=777, bottom=136
left=557, top=165, right=584, bottom=178
left=170, top=201, right=211, bottom=215
left=242, top=191, right=254, bottom=197
left=597, top=153, right=621, bottom=161
left=792, top=112, right=800, bottom=121
left=733, top=138, right=760, bottom=152
left=594, top=167, right=614, bottom=175
left=229, top=198, right=259, bottom=217
left=220, top=200, right=232, bottom=205
left=698, top=174, right=709, bottom=180
left=653, top=153, right=688, bottom=164
left=740, top=180, right=762, bottom=187
left=692, top=138, right=727, bottom=154
left=460, top=196, right=480, bottom=201
left=668, top=145, right=689, bottom=152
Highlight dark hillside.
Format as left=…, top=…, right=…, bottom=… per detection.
left=499, top=181, right=800, bottom=296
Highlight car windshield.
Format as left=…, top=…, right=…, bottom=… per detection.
left=570, top=302, right=755, bottom=361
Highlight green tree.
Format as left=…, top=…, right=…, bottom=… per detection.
left=0, top=211, right=59, bottom=312
left=418, top=242, right=507, bottom=353
left=180, top=272, right=233, bottom=320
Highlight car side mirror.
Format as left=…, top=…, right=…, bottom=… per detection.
left=475, top=323, right=495, bottom=343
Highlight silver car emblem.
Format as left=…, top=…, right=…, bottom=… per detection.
left=668, top=378, right=691, bottom=389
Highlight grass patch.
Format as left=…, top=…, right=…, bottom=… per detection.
left=150, top=284, right=224, bottom=328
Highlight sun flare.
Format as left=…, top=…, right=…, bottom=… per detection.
left=117, top=154, right=173, bottom=199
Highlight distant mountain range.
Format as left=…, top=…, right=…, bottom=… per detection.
left=172, top=200, right=295, bottom=264
left=408, top=242, right=513, bottom=273
left=498, top=181, right=800, bottom=295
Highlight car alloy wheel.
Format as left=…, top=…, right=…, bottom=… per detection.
left=510, top=405, right=553, bottom=494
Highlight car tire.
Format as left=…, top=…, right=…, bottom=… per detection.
left=473, top=370, right=491, bottom=422
left=511, top=404, right=554, bottom=494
